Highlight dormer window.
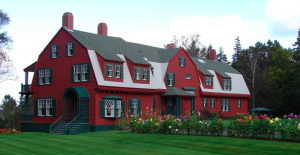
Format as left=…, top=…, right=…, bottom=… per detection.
left=66, top=42, right=75, bottom=56
left=134, top=67, right=141, bottom=80
left=51, top=44, right=59, bottom=58
left=179, top=57, right=186, bottom=67
left=115, top=65, right=122, bottom=78
left=142, top=68, right=149, bottom=81
left=105, top=64, right=113, bottom=77
left=222, top=79, right=231, bottom=91
left=205, top=77, right=213, bottom=85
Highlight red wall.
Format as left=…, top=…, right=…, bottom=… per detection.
left=31, top=28, right=98, bottom=124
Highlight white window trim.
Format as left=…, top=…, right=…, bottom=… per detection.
left=222, top=99, right=230, bottom=112
left=105, top=100, right=114, bottom=117
left=67, top=42, right=73, bottom=56
left=38, top=99, right=45, bottom=116
left=107, top=64, right=113, bottom=78
left=81, top=64, right=88, bottom=81
left=185, top=74, right=191, bottom=79
left=142, top=68, right=147, bottom=81
left=115, top=65, right=120, bottom=78
left=74, top=65, right=81, bottom=82
left=168, top=73, right=173, bottom=86
left=39, top=70, right=45, bottom=85
left=132, top=99, right=138, bottom=116
left=223, top=79, right=231, bottom=91
left=211, top=98, right=215, bottom=108
left=136, top=68, right=141, bottom=80
left=46, top=99, right=53, bottom=116
left=180, top=57, right=184, bottom=67
left=203, top=98, right=207, bottom=107
left=51, top=45, right=57, bottom=58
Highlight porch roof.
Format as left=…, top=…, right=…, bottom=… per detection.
left=162, top=87, right=196, bottom=97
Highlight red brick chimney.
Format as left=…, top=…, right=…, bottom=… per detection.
left=166, top=43, right=176, bottom=49
left=62, top=12, right=73, bottom=30
left=209, top=49, right=217, bottom=60
left=98, top=23, right=107, bottom=36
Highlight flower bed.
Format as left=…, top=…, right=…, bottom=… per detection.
left=116, top=109, right=300, bottom=142
left=0, top=128, right=22, bottom=134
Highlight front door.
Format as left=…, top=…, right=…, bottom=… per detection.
left=167, top=98, right=174, bottom=115
left=63, top=90, right=77, bottom=123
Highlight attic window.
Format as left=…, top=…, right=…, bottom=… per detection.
left=198, top=59, right=206, bottom=64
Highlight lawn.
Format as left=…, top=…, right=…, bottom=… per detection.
left=1, top=131, right=300, bottom=155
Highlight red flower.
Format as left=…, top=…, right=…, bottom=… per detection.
left=259, top=115, right=264, bottom=121
left=238, top=119, right=243, bottom=123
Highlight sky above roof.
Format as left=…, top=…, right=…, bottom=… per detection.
left=1, top=0, right=300, bottom=101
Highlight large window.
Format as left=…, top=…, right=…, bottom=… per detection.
left=211, top=98, right=215, bottom=108
left=129, top=98, right=140, bottom=117
left=72, top=64, right=90, bottom=82
left=179, top=57, right=186, bottom=67
left=237, top=99, right=241, bottom=108
left=35, top=98, right=56, bottom=117
left=222, top=79, right=231, bottom=91
left=37, top=68, right=52, bottom=85
left=203, top=98, right=207, bottom=107
left=134, top=67, right=141, bottom=80
left=221, top=99, right=230, bottom=112
left=205, top=77, right=213, bottom=86
left=100, top=97, right=124, bottom=118
left=51, top=44, right=59, bottom=58
left=166, top=72, right=175, bottom=86
left=66, top=42, right=75, bottom=56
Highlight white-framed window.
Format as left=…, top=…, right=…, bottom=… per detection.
left=72, top=64, right=90, bottom=82
left=168, top=73, right=173, bottom=86
left=203, top=98, right=207, bottom=107
left=142, top=68, right=148, bottom=81
left=185, top=74, right=191, bottom=79
left=222, top=99, right=230, bottom=112
left=117, top=100, right=122, bottom=117
left=135, top=68, right=141, bottom=80
left=132, top=99, right=138, bottom=116
left=38, top=99, right=46, bottom=116
left=115, top=65, right=121, bottom=78
left=237, top=99, right=241, bottom=108
left=211, top=98, right=215, bottom=108
left=39, top=70, right=45, bottom=85
left=74, top=65, right=81, bottom=82
left=67, top=42, right=74, bottom=56
left=167, top=98, right=172, bottom=106
left=205, top=77, right=213, bottom=85
left=223, top=79, right=231, bottom=91
left=38, top=68, right=52, bottom=85
left=46, top=99, right=53, bottom=116
left=179, top=57, right=185, bottom=67
left=51, top=45, right=58, bottom=58
left=105, top=100, right=114, bottom=117
left=81, top=64, right=88, bottom=81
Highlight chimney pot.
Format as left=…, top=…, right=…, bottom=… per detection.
left=209, top=49, right=217, bottom=60
left=62, top=12, right=73, bottom=30
left=166, top=43, right=176, bottom=49
left=98, top=23, right=107, bottom=36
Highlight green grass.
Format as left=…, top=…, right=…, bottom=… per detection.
left=1, top=132, right=300, bottom=155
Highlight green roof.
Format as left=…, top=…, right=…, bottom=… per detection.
left=250, top=107, right=272, bottom=112
left=63, top=87, right=89, bottom=99
left=65, top=28, right=180, bottom=64
left=192, top=58, right=240, bottom=78
left=102, top=95, right=123, bottom=99
left=182, top=87, right=196, bottom=90
left=162, top=87, right=196, bottom=97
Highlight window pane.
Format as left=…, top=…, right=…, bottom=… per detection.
left=105, top=100, right=114, bottom=117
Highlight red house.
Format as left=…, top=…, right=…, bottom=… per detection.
left=20, top=12, right=250, bottom=134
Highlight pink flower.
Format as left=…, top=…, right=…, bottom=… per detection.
left=182, top=115, right=185, bottom=120
left=290, top=113, right=294, bottom=118
left=255, top=116, right=258, bottom=119
left=294, top=115, right=298, bottom=119
left=288, top=117, right=291, bottom=121
left=263, top=114, right=267, bottom=118
left=188, top=116, right=191, bottom=120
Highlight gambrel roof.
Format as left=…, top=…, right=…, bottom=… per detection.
left=65, top=28, right=181, bottom=64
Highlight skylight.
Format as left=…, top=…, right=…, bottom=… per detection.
left=198, top=59, right=206, bottom=64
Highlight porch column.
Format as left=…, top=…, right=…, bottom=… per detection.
left=25, top=95, right=29, bottom=115
left=25, top=72, right=28, bottom=85
left=160, top=97, right=163, bottom=115
left=176, top=97, right=181, bottom=117
left=191, top=97, right=195, bottom=115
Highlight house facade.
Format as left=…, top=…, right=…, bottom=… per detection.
left=20, top=12, right=250, bottom=134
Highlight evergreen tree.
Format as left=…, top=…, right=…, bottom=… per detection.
left=205, top=44, right=213, bottom=59
left=292, top=28, right=300, bottom=62
left=232, top=36, right=242, bottom=63
left=217, top=47, right=228, bottom=62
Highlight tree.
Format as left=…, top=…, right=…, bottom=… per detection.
left=1, top=94, right=20, bottom=129
left=0, top=9, right=16, bottom=82
left=232, top=36, right=242, bottom=64
left=292, top=28, right=300, bottom=62
left=217, top=47, right=228, bottom=62
left=1, top=94, right=17, bottom=118
left=205, top=44, right=213, bottom=59
left=170, top=34, right=207, bottom=58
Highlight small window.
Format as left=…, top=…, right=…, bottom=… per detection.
left=116, top=100, right=122, bottom=117
left=106, top=64, right=113, bottom=78
left=100, top=97, right=124, bottom=118
left=203, top=98, right=207, bottom=107
left=166, top=73, right=175, bottom=86
left=222, top=79, right=231, bottom=91
left=185, top=74, right=191, bottom=79
left=46, top=99, right=53, bottom=116
left=66, top=42, right=75, bottom=56
left=38, top=99, right=45, bottom=116
left=221, top=99, right=230, bottom=112
left=115, top=65, right=120, bottom=78
left=186, top=91, right=194, bottom=94
left=135, top=68, right=141, bottom=80
left=105, top=100, right=114, bottom=117
left=211, top=98, right=215, bottom=108
left=142, top=68, right=148, bottom=81
left=132, top=99, right=138, bottom=116
left=205, top=77, right=213, bottom=85
left=72, top=64, right=90, bottom=82
left=51, top=45, right=59, bottom=58
left=37, top=68, right=52, bottom=85
left=179, top=57, right=185, bottom=67
left=237, top=99, right=241, bottom=108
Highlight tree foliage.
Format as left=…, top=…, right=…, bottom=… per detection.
left=0, top=94, right=20, bottom=129
left=170, top=34, right=207, bottom=58
left=217, top=47, right=228, bottom=63
left=0, top=9, right=16, bottom=82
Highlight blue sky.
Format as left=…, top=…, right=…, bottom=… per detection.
left=1, top=0, right=300, bottom=101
